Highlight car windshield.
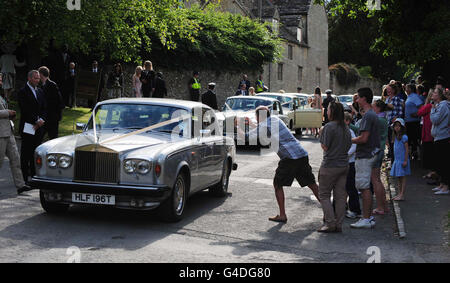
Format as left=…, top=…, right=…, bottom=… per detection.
left=258, top=94, right=292, bottom=104
left=339, top=96, right=354, bottom=103
left=88, top=103, right=190, bottom=132
left=223, top=98, right=272, bottom=111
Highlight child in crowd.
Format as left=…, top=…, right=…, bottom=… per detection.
left=390, top=118, right=411, bottom=201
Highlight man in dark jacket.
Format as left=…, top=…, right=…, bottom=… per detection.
left=153, top=72, right=167, bottom=98
left=38, top=66, right=64, bottom=140
left=235, top=83, right=249, bottom=96
left=18, top=70, right=47, bottom=182
left=201, top=83, right=218, bottom=110
left=237, top=74, right=251, bottom=92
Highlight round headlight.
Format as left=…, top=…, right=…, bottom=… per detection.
left=136, top=160, right=151, bottom=175
left=124, top=160, right=136, bottom=174
left=59, top=155, right=72, bottom=169
left=47, top=155, right=57, bottom=168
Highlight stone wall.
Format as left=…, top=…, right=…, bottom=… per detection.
left=329, top=72, right=383, bottom=96
left=106, top=64, right=258, bottom=109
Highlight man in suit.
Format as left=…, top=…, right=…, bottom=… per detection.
left=18, top=70, right=47, bottom=183
left=237, top=74, right=251, bottom=92
left=0, top=73, right=32, bottom=194
left=153, top=72, right=167, bottom=98
left=39, top=66, right=64, bottom=140
left=235, top=83, right=249, bottom=96
left=201, top=83, right=218, bottom=110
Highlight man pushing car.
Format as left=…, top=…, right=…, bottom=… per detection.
left=237, top=106, right=320, bottom=223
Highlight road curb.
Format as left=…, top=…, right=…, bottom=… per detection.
left=384, top=164, right=407, bottom=239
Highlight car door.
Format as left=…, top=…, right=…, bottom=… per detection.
left=197, top=108, right=222, bottom=189
left=274, top=101, right=289, bottom=126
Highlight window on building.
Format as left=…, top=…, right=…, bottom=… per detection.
left=298, top=66, right=303, bottom=83
left=297, top=28, right=302, bottom=42
left=316, top=68, right=321, bottom=86
left=288, top=45, right=293, bottom=60
left=278, top=63, right=284, bottom=81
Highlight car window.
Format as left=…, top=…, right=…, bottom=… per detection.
left=224, top=98, right=271, bottom=111
left=89, top=104, right=190, bottom=133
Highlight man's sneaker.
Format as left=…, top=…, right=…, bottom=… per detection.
left=345, top=211, right=361, bottom=219
left=350, top=218, right=375, bottom=229
left=432, top=187, right=442, bottom=192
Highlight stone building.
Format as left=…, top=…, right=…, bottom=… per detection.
left=187, top=0, right=330, bottom=93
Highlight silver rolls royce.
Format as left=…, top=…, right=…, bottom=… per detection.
left=30, top=98, right=238, bottom=222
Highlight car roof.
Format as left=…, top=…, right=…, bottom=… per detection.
left=226, top=95, right=279, bottom=102
left=96, top=98, right=208, bottom=111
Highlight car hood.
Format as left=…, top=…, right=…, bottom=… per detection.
left=41, top=130, right=176, bottom=155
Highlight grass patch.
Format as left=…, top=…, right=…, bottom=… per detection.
left=9, top=99, right=92, bottom=138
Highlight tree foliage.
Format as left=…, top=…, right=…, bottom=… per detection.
left=0, top=1, right=282, bottom=72
left=147, top=4, right=283, bottom=72
left=317, top=0, right=450, bottom=82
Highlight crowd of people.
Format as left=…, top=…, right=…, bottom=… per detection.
left=239, top=75, right=448, bottom=232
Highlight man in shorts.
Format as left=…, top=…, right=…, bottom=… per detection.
left=350, top=88, right=380, bottom=229
left=238, top=106, right=320, bottom=223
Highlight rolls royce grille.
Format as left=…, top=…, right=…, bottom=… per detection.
left=74, top=150, right=119, bottom=184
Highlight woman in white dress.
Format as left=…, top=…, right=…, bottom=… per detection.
left=132, top=66, right=143, bottom=98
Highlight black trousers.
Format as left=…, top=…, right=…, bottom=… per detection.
left=190, top=91, right=200, bottom=102
left=20, top=131, right=44, bottom=182
left=345, top=162, right=361, bottom=215
left=434, top=138, right=449, bottom=185
left=406, top=121, right=420, bottom=155
left=44, top=121, right=59, bottom=140
left=421, top=141, right=435, bottom=170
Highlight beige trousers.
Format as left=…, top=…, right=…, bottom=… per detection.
left=319, top=166, right=349, bottom=229
left=0, top=136, right=25, bottom=189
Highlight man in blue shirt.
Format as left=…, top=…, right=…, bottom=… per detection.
left=404, top=84, right=424, bottom=159
left=239, top=106, right=320, bottom=223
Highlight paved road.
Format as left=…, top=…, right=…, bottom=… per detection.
left=0, top=136, right=448, bottom=263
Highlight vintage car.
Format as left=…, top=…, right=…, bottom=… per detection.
left=257, top=92, right=323, bottom=135
left=219, top=95, right=289, bottom=146
left=30, top=98, right=238, bottom=222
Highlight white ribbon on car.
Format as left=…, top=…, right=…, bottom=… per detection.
left=99, top=114, right=192, bottom=145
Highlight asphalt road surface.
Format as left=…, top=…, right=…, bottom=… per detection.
left=0, top=136, right=448, bottom=263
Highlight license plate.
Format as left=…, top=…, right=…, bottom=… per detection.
left=72, top=193, right=115, bottom=205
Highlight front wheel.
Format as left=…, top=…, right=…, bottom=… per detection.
left=39, top=191, right=70, bottom=214
left=158, top=173, right=188, bottom=222
left=209, top=160, right=230, bottom=197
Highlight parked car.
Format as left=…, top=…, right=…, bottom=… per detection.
left=337, top=94, right=354, bottom=106
left=30, top=98, right=238, bottom=222
left=256, top=92, right=322, bottom=135
left=218, top=95, right=289, bottom=146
